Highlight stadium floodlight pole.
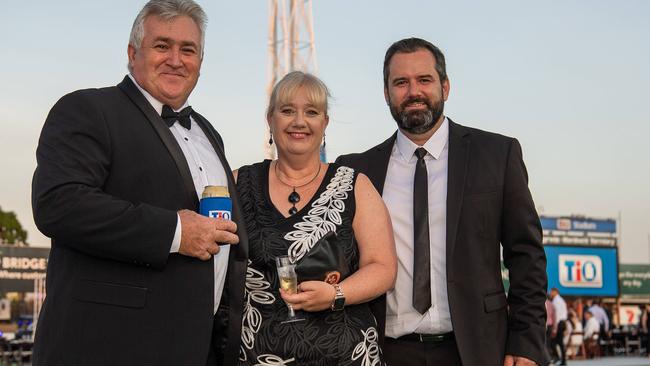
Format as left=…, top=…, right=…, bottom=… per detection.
left=618, top=210, right=622, bottom=260
left=265, top=0, right=319, bottom=161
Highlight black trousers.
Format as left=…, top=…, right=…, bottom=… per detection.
left=552, top=320, right=567, bottom=364
left=544, top=325, right=554, bottom=362
left=206, top=315, right=222, bottom=366
left=384, top=336, right=462, bottom=366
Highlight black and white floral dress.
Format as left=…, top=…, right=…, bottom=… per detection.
left=236, top=160, right=383, bottom=366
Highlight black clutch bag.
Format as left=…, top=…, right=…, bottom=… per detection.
left=295, top=231, right=350, bottom=283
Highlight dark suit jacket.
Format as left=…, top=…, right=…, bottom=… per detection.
left=336, top=119, right=547, bottom=366
left=31, top=76, right=248, bottom=366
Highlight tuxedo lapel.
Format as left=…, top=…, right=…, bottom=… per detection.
left=192, top=114, right=249, bottom=366
left=445, top=120, right=470, bottom=282
left=117, top=76, right=198, bottom=207
left=193, top=113, right=248, bottom=260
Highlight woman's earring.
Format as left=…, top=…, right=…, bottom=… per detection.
left=322, top=133, right=326, bottom=147
left=268, top=130, right=273, bottom=146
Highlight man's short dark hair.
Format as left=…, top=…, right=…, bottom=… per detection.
left=383, top=37, right=448, bottom=89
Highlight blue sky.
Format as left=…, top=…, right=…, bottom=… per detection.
left=1, top=1, right=649, bottom=263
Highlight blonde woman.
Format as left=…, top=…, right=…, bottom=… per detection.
left=233, top=71, right=397, bottom=365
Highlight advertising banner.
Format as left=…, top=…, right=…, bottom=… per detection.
left=545, top=245, right=618, bottom=296
left=540, top=216, right=616, bottom=233
left=619, top=264, right=650, bottom=297
left=0, top=245, right=49, bottom=292
left=618, top=305, right=642, bottom=326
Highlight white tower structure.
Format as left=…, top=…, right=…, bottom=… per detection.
left=265, top=0, right=318, bottom=160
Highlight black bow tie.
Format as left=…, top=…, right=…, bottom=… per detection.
left=161, top=105, right=193, bottom=130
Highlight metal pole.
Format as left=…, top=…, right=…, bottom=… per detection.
left=33, top=278, right=37, bottom=342
left=617, top=211, right=622, bottom=259
left=266, top=0, right=318, bottom=158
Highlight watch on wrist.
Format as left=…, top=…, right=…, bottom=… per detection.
left=331, top=284, right=345, bottom=311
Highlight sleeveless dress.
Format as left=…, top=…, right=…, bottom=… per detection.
left=237, top=160, right=384, bottom=366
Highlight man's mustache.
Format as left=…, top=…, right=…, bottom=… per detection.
left=400, top=97, right=432, bottom=111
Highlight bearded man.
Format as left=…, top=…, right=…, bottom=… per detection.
left=336, top=38, right=547, bottom=366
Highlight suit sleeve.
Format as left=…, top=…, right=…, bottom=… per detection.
left=500, top=138, right=548, bottom=365
left=32, top=91, right=176, bottom=269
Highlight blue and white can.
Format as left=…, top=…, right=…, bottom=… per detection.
left=199, top=185, right=232, bottom=220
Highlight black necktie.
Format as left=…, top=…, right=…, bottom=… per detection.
left=413, top=147, right=431, bottom=314
left=161, top=105, right=193, bottom=130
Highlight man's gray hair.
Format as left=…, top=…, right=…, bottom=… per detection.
left=129, top=0, right=207, bottom=52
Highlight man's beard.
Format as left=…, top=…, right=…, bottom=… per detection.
left=389, top=96, right=444, bottom=135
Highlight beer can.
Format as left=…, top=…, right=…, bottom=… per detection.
left=199, top=185, right=232, bottom=220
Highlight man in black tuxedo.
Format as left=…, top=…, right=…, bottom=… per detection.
left=337, top=38, right=547, bottom=366
left=31, top=1, right=246, bottom=365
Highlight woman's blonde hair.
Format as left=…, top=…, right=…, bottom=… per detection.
left=266, top=71, right=331, bottom=118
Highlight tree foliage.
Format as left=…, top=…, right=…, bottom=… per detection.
left=0, top=206, right=28, bottom=246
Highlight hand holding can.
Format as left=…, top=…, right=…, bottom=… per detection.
left=178, top=186, right=238, bottom=260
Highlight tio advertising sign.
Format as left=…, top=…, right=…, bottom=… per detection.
left=545, top=245, right=618, bottom=296
left=559, top=254, right=603, bottom=288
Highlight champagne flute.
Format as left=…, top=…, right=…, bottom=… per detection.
left=276, top=255, right=305, bottom=323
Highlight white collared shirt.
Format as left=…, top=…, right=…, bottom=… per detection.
left=128, top=74, right=230, bottom=313
left=383, top=118, right=452, bottom=337
left=552, top=294, right=568, bottom=323
left=588, top=305, right=610, bottom=331
left=584, top=317, right=600, bottom=340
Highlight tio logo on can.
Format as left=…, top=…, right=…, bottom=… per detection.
left=208, top=210, right=231, bottom=220
left=200, top=186, right=232, bottom=221
left=559, top=254, right=603, bottom=288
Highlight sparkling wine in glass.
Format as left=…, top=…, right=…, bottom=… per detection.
left=276, top=255, right=304, bottom=323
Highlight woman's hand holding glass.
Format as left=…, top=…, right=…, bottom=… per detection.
left=280, top=280, right=337, bottom=312
left=275, top=256, right=305, bottom=323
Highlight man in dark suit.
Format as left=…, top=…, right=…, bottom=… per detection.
left=337, top=38, right=547, bottom=366
left=31, top=1, right=246, bottom=365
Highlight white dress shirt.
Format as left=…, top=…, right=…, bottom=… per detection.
left=129, top=74, right=230, bottom=313
left=383, top=118, right=452, bottom=337
left=588, top=305, right=610, bottom=331
left=552, top=294, right=568, bottom=323
left=584, top=317, right=600, bottom=340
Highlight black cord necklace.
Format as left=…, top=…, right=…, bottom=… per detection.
left=274, top=161, right=322, bottom=216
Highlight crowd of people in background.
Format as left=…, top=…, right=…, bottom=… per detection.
left=546, top=288, right=650, bottom=364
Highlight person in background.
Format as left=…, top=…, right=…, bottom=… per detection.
left=566, top=309, right=583, bottom=358
left=587, top=298, right=610, bottom=338
left=641, top=303, right=650, bottom=358
left=583, top=310, right=600, bottom=341
left=30, top=1, right=245, bottom=365
left=545, top=297, right=556, bottom=361
left=550, top=288, right=568, bottom=366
